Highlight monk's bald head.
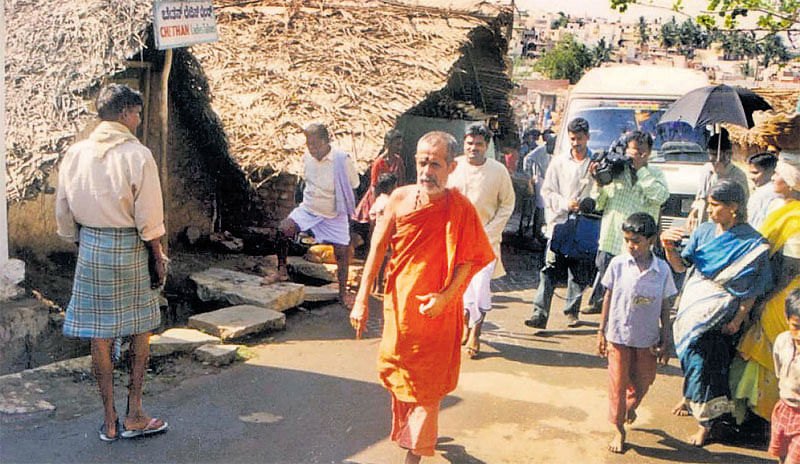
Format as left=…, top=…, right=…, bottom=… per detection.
left=417, top=131, right=459, bottom=163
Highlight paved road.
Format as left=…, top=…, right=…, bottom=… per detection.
left=1, top=261, right=774, bottom=463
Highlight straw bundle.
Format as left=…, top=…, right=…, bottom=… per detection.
left=727, top=87, right=800, bottom=151
left=191, top=0, right=487, bottom=182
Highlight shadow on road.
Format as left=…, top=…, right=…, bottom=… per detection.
left=436, top=436, right=488, bottom=464
left=630, top=428, right=772, bottom=463
left=1, top=364, right=462, bottom=464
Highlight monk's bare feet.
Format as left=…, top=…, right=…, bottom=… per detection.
left=671, top=399, right=690, bottom=416
left=404, top=450, right=421, bottom=464
left=625, top=409, right=637, bottom=424
left=608, top=427, right=625, bottom=453
left=688, top=425, right=710, bottom=447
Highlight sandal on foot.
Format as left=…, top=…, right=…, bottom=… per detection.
left=121, top=418, right=169, bottom=439
left=99, top=417, right=121, bottom=442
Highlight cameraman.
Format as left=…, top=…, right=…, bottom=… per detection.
left=583, top=131, right=670, bottom=314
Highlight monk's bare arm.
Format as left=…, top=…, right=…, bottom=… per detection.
left=350, top=188, right=405, bottom=336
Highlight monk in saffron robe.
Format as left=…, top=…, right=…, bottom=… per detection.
left=351, top=131, right=494, bottom=463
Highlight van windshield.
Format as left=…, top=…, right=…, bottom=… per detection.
left=558, top=99, right=709, bottom=164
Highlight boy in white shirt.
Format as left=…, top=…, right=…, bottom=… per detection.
left=597, top=212, right=677, bottom=453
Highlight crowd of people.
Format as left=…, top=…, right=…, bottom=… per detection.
left=56, top=83, right=800, bottom=463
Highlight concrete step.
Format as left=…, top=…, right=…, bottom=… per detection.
left=190, top=267, right=305, bottom=312
left=194, top=344, right=240, bottom=366
left=303, top=283, right=339, bottom=302
left=187, top=305, right=286, bottom=340
left=287, top=256, right=336, bottom=283
left=150, top=328, right=221, bottom=357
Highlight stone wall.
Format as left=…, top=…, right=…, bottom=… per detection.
left=0, top=298, right=86, bottom=375
left=252, top=173, right=298, bottom=228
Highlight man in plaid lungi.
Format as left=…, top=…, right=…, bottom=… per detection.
left=56, top=84, right=168, bottom=441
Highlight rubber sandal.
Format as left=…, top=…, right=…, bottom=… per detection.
left=121, top=418, right=169, bottom=439
left=99, top=417, right=121, bottom=442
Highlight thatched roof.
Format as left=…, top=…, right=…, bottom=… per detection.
left=5, top=0, right=512, bottom=201
left=727, top=87, right=800, bottom=151
left=5, top=0, right=153, bottom=202
left=191, top=0, right=509, bottom=181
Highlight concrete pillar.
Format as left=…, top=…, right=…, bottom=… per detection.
left=1, top=8, right=25, bottom=301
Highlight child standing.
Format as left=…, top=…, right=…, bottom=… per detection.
left=769, top=288, right=800, bottom=464
left=597, top=212, right=677, bottom=453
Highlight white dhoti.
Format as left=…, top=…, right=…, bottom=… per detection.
left=288, top=207, right=350, bottom=246
left=462, top=259, right=496, bottom=328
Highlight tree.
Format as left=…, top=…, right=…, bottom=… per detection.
left=760, top=33, right=791, bottom=67
left=610, top=0, right=798, bottom=34
left=660, top=16, right=679, bottom=49
left=534, top=34, right=593, bottom=84
left=592, top=37, right=614, bottom=65
left=637, top=16, right=650, bottom=47
left=551, top=12, right=569, bottom=30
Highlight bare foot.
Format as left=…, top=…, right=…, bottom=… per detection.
left=688, top=425, right=710, bottom=447
left=625, top=409, right=637, bottom=424
left=339, top=292, right=355, bottom=310
left=671, top=400, right=690, bottom=416
left=608, top=428, right=625, bottom=453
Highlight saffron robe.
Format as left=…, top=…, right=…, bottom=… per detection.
left=378, top=189, right=494, bottom=403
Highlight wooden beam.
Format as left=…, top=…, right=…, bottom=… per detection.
left=160, top=49, right=173, bottom=252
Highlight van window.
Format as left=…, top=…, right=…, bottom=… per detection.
left=560, top=99, right=709, bottom=164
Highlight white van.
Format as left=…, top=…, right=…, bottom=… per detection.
left=554, top=65, right=711, bottom=229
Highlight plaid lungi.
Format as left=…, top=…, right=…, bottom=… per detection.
left=63, top=227, right=160, bottom=338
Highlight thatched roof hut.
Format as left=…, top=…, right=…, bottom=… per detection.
left=6, top=0, right=515, bottom=235
left=192, top=0, right=515, bottom=184
left=5, top=0, right=153, bottom=203
left=727, top=87, right=800, bottom=154
left=5, top=0, right=251, bottom=251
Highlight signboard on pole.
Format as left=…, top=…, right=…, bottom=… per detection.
left=153, top=0, right=219, bottom=50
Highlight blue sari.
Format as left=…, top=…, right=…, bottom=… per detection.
left=672, top=222, right=771, bottom=425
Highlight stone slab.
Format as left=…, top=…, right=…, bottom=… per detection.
left=303, top=283, right=339, bottom=302
left=190, top=267, right=305, bottom=312
left=194, top=344, right=240, bottom=366
left=150, top=328, right=220, bottom=357
left=188, top=305, right=286, bottom=340
left=287, top=256, right=336, bottom=283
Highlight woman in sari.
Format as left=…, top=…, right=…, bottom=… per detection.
left=733, top=153, right=800, bottom=422
left=661, top=180, right=772, bottom=446
left=354, top=130, right=406, bottom=223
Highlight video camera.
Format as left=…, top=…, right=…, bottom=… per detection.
left=592, top=149, right=632, bottom=186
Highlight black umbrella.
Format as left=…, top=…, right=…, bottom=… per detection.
left=660, top=84, right=772, bottom=129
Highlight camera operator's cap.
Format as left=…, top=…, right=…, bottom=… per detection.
left=776, top=149, right=800, bottom=192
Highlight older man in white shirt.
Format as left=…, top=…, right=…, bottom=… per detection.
left=448, top=123, right=515, bottom=358
left=525, top=118, right=595, bottom=330
left=276, top=123, right=359, bottom=307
